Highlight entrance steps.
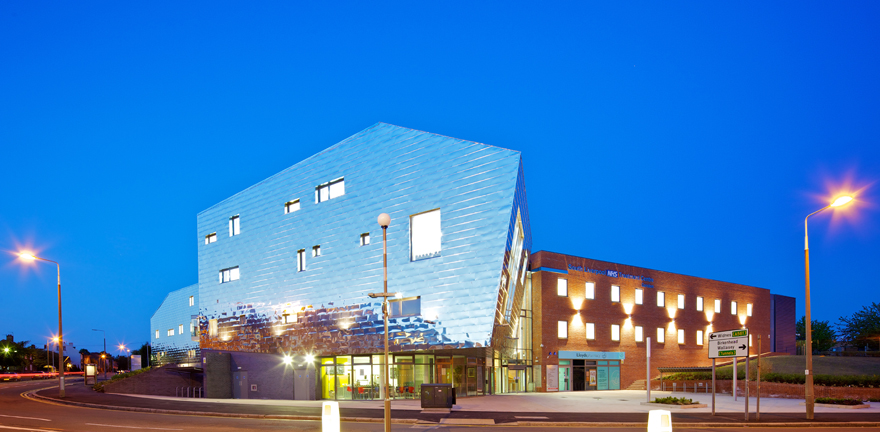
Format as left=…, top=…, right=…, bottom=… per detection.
left=625, top=379, right=647, bottom=390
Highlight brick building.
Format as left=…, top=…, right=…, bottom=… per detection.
left=530, top=251, right=795, bottom=392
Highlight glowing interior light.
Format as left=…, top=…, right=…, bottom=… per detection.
left=831, top=196, right=853, bottom=207
left=282, top=354, right=293, bottom=365
left=305, top=354, right=315, bottom=363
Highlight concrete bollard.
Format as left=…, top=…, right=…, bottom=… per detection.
left=648, top=409, right=672, bottom=432
left=322, top=401, right=340, bottom=432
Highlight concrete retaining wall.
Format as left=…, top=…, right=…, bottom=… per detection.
left=652, top=379, right=880, bottom=400
left=104, top=365, right=202, bottom=396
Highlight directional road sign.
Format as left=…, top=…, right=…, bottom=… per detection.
left=708, top=329, right=749, bottom=359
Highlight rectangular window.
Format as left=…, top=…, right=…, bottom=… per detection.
left=715, top=298, right=721, bottom=313
left=731, top=301, right=738, bottom=315
left=747, top=303, right=753, bottom=317
left=635, top=326, right=644, bottom=342
left=360, top=233, right=370, bottom=246
left=219, top=266, right=240, bottom=283
left=657, top=291, right=665, bottom=307
left=697, top=330, right=704, bottom=346
left=557, top=278, right=568, bottom=297
left=179, top=324, right=184, bottom=334
left=312, top=245, right=321, bottom=257
left=315, top=177, right=345, bottom=203
left=167, top=329, right=174, bottom=337
left=586, top=323, right=595, bottom=340
left=697, top=296, right=704, bottom=312
left=205, top=233, right=217, bottom=245
left=749, top=334, right=753, bottom=346
left=611, top=324, right=620, bottom=341
left=155, top=330, right=159, bottom=339
left=635, top=288, right=643, bottom=305
left=657, top=328, right=665, bottom=343
left=410, top=209, right=441, bottom=260
left=189, top=296, right=194, bottom=307
left=611, top=285, right=620, bottom=303
left=208, top=319, right=218, bottom=338
left=558, top=321, right=568, bottom=339
left=677, top=329, right=685, bottom=344
left=585, top=282, right=595, bottom=299
left=678, top=294, right=685, bottom=310
left=297, top=249, right=306, bottom=272
left=285, top=199, right=300, bottom=214
left=229, top=215, right=240, bottom=237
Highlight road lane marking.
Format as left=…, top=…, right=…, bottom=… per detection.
left=0, top=416, right=50, bottom=422
left=0, top=426, right=56, bottom=431
left=85, top=425, right=182, bottom=430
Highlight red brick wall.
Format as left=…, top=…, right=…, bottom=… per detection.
left=532, top=251, right=773, bottom=391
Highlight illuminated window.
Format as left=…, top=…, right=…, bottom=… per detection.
left=749, top=334, right=753, bottom=346
left=167, top=329, right=174, bottom=337
left=297, top=249, right=306, bottom=272
left=558, top=321, right=568, bottom=339
left=657, top=328, right=665, bottom=343
left=715, top=298, right=721, bottom=313
left=677, top=329, right=685, bottom=344
left=557, top=278, right=568, bottom=297
left=697, top=330, right=704, bottom=345
left=585, top=282, right=595, bottom=299
left=360, top=233, right=370, bottom=246
left=678, top=294, right=685, bottom=309
left=315, top=177, right=345, bottom=203
left=229, top=215, right=240, bottom=237
left=219, top=267, right=240, bottom=283
left=657, top=291, right=665, bottom=307
left=208, top=319, right=218, bottom=338
left=747, top=303, right=753, bottom=317
left=178, top=324, right=183, bottom=334
left=285, top=199, right=300, bottom=214
left=155, top=330, right=159, bottom=339
left=635, top=288, right=643, bottom=305
left=611, top=285, right=620, bottom=303
left=611, top=324, right=620, bottom=341
left=731, top=301, right=737, bottom=315
left=189, top=296, right=194, bottom=307
left=697, top=296, right=703, bottom=312
left=204, top=233, right=217, bottom=245
left=586, top=323, right=595, bottom=340
left=312, top=245, right=321, bottom=257
left=411, top=209, right=441, bottom=260
left=635, top=326, right=644, bottom=342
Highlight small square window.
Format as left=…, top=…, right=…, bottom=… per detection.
left=697, top=296, right=704, bottom=312
left=697, top=330, right=704, bottom=346
left=316, top=177, right=345, bottom=203
left=557, top=278, right=568, bottom=297
left=657, top=328, right=665, bottom=343
left=189, top=296, right=194, bottom=307
left=179, top=324, right=184, bottom=334
left=312, top=245, right=321, bottom=257
left=297, top=249, right=306, bottom=272
left=285, top=199, right=301, bottom=214
left=611, top=324, right=620, bottom=341
left=677, top=329, right=685, bottom=344
left=168, top=329, right=174, bottom=337
left=205, top=233, right=217, bottom=245
left=731, top=301, right=738, bottom=315
left=155, top=330, right=159, bottom=339
left=635, top=289, right=643, bottom=305
left=678, top=294, right=685, bottom=310
left=219, top=266, right=240, bottom=283
left=585, top=282, right=595, bottom=299
left=558, top=321, right=568, bottom=339
left=747, top=303, right=753, bottom=317
left=229, top=215, right=240, bottom=237
left=611, top=285, right=620, bottom=303
left=360, top=233, right=370, bottom=246
left=586, top=323, right=595, bottom=340
left=635, top=326, right=644, bottom=342
left=715, top=298, right=721, bottom=313
left=657, top=292, right=665, bottom=307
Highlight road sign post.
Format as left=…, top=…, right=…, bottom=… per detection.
left=708, top=329, right=750, bottom=410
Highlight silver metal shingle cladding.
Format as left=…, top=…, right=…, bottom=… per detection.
left=150, top=284, right=199, bottom=365
left=197, top=123, right=530, bottom=356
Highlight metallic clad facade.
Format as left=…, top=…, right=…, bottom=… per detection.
left=150, top=284, right=199, bottom=365
left=196, top=123, right=531, bottom=357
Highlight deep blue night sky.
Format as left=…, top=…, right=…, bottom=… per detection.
left=2, top=2, right=878, bottom=353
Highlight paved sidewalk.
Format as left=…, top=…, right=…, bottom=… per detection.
left=30, top=383, right=880, bottom=426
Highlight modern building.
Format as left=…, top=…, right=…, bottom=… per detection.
left=151, top=122, right=796, bottom=400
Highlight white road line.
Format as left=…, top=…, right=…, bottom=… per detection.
left=0, top=415, right=50, bottom=422
left=85, top=424, right=183, bottom=431
left=0, top=425, right=55, bottom=431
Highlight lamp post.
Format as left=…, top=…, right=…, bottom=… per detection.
left=93, top=329, right=106, bottom=377
left=368, top=213, right=392, bottom=432
left=47, top=336, right=59, bottom=373
left=18, top=253, right=65, bottom=397
left=804, top=195, right=853, bottom=419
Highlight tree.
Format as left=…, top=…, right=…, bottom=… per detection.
left=797, top=316, right=836, bottom=353
left=131, top=342, right=151, bottom=367
left=837, top=302, right=880, bottom=351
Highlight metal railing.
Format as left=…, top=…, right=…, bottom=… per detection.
left=176, top=386, right=203, bottom=398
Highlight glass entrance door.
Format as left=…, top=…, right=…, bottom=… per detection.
left=558, top=366, right=571, bottom=391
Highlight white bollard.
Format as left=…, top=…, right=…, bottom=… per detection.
left=648, top=409, right=672, bottom=432
left=322, top=401, right=340, bottom=432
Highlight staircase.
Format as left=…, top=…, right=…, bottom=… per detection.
left=626, top=379, right=647, bottom=390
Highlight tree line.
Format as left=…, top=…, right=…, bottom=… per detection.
left=797, top=302, right=880, bottom=352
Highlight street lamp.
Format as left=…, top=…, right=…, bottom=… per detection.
left=804, top=194, right=853, bottom=419
left=367, top=213, right=392, bottom=432
left=18, top=252, right=65, bottom=398
left=93, top=329, right=106, bottom=377
left=47, top=336, right=60, bottom=373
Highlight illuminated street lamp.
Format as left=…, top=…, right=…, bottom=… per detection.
left=367, top=213, right=392, bottom=432
left=18, top=252, right=65, bottom=397
left=93, top=329, right=106, bottom=377
left=803, top=194, right=853, bottom=419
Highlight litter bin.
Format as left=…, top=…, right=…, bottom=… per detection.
left=420, top=383, right=454, bottom=408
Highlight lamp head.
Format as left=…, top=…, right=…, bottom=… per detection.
left=18, top=252, right=36, bottom=261
left=377, top=213, right=390, bottom=228
left=831, top=195, right=853, bottom=207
